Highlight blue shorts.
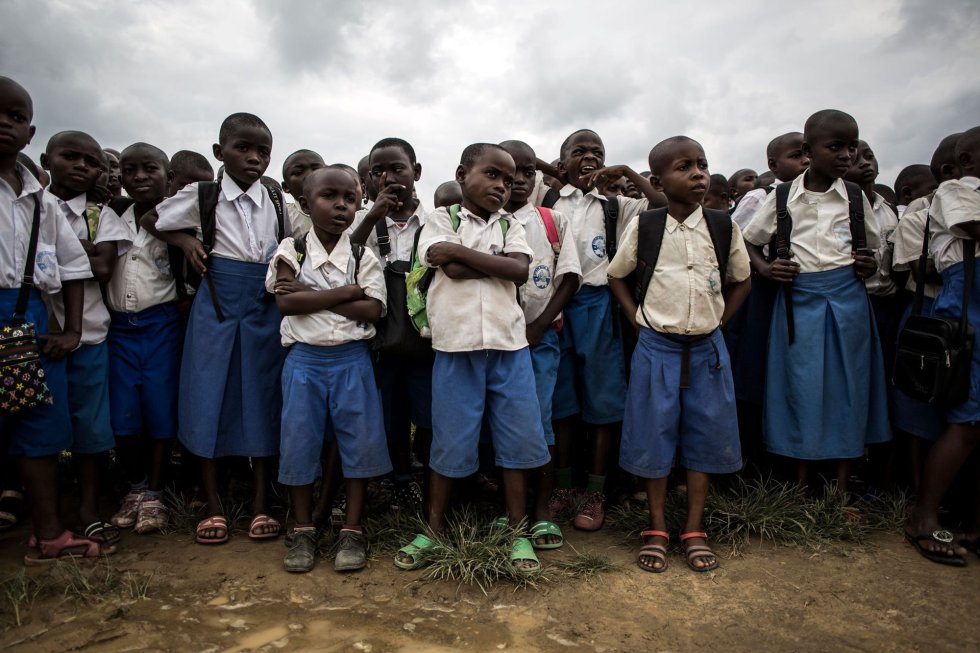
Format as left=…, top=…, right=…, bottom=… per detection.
left=553, top=286, right=626, bottom=424
left=66, top=342, right=114, bottom=455
left=279, top=342, right=391, bottom=485
left=530, top=328, right=560, bottom=445
left=108, top=303, right=182, bottom=440
left=430, top=348, right=550, bottom=477
left=376, top=350, right=434, bottom=439
left=0, top=289, right=72, bottom=457
left=620, top=328, right=742, bottom=479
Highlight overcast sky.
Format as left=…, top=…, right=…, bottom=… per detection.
left=3, top=0, right=978, bottom=204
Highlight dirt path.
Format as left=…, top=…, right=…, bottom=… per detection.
left=0, top=526, right=977, bottom=653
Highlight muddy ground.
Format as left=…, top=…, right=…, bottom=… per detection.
left=0, top=522, right=977, bottom=653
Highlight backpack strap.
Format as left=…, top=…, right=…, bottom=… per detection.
left=197, top=181, right=224, bottom=321
left=351, top=242, right=364, bottom=283
left=843, top=180, right=867, bottom=252
left=702, top=208, right=734, bottom=289
left=633, top=208, right=668, bottom=309
left=374, top=219, right=391, bottom=260
left=13, top=193, right=43, bottom=322
left=263, top=184, right=287, bottom=242
left=535, top=206, right=560, bottom=253
left=293, top=234, right=307, bottom=268
left=602, top=196, right=620, bottom=260
left=542, top=187, right=560, bottom=209
left=774, top=181, right=795, bottom=343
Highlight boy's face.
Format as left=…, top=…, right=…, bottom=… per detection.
left=505, top=146, right=536, bottom=209
left=120, top=149, right=169, bottom=204
left=902, top=175, right=938, bottom=205
left=650, top=141, right=709, bottom=205
left=104, top=151, right=121, bottom=195
left=959, top=139, right=980, bottom=177
left=803, top=121, right=859, bottom=182
left=42, top=135, right=105, bottom=196
left=301, top=169, right=359, bottom=236
left=845, top=140, right=878, bottom=186
left=370, top=146, right=420, bottom=204
left=213, top=125, right=272, bottom=188
left=559, top=132, right=604, bottom=192
left=0, top=81, right=34, bottom=156
left=456, top=149, right=515, bottom=218
left=602, top=176, right=629, bottom=198
left=282, top=152, right=324, bottom=197
left=731, top=171, right=757, bottom=198
left=769, top=136, right=809, bottom=181
left=169, top=167, right=213, bottom=197
left=702, top=187, right=730, bottom=211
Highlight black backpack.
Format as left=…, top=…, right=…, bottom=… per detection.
left=770, top=179, right=867, bottom=343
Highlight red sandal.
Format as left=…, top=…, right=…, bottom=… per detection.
left=680, top=531, right=719, bottom=572
left=24, top=530, right=114, bottom=566
left=637, top=529, right=669, bottom=573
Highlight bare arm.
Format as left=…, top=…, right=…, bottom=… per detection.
left=720, top=277, right=751, bottom=326
left=328, top=297, right=384, bottom=324
left=427, top=242, right=529, bottom=284
left=526, top=273, right=579, bottom=345
left=747, top=243, right=799, bottom=282
left=272, top=260, right=364, bottom=316
left=141, top=208, right=208, bottom=275
left=608, top=276, right=638, bottom=332
left=89, top=242, right=116, bottom=283
left=40, top=279, right=83, bottom=359
left=590, top=165, right=665, bottom=206
left=442, top=262, right=487, bottom=279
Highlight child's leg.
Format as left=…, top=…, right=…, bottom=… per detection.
left=835, top=459, right=851, bottom=495
left=284, top=483, right=318, bottom=573
left=19, top=456, right=62, bottom=540
left=639, top=476, right=669, bottom=572
left=75, top=453, right=103, bottom=527
left=249, top=456, right=280, bottom=537
left=681, top=469, right=717, bottom=571
left=534, top=447, right=556, bottom=521
left=312, top=441, right=341, bottom=527
left=502, top=468, right=528, bottom=527
left=426, top=470, right=453, bottom=533
left=199, top=457, right=224, bottom=540
left=290, top=484, right=315, bottom=526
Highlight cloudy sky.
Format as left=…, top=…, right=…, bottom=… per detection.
left=3, top=0, right=978, bottom=203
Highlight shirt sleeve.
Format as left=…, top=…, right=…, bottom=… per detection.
left=265, top=237, right=300, bottom=292
left=418, top=207, right=458, bottom=268
left=51, top=201, right=93, bottom=284
left=553, top=211, right=582, bottom=283
left=726, top=223, right=752, bottom=284
left=155, top=182, right=203, bottom=234
left=607, top=216, right=639, bottom=278
left=731, top=189, right=766, bottom=230
left=938, top=182, right=980, bottom=239
left=357, top=247, right=387, bottom=317
left=93, top=205, right=134, bottom=254
left=892, top=205, right=928, bottom=271
left=618, top=195, right=649, bottom=221
left=741, top=189, right=779, bottom=246
left=501, top=216, right=534, bottom=258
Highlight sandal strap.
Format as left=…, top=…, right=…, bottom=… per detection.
left=639, top=544, right=667, bottom=557
left=641, top=529, right=670, bottom=541
left=680, top=531, right=708, bottom=541
left=686, top=545, right=714, bottom=558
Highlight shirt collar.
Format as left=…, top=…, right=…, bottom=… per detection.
left=13, top=162, right=42, bottom=198
left=510, top=202, right=536, bottom=225
left=48, top=190, right=87, bottom=218
left=386, top=201, right=427, bottom=228
left=791, top=171, right=849, bottom=202
left=306, top=228, right=351, bottom=271
left=459, top=205, right=510, bottom=226
left=220, top=174, right=265, bottom=208
left=665, top=206, right=703, bottom=233
left=559, top=184, right=601, bottom=201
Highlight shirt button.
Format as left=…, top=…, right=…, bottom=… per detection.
left=688, top=264, right=694, bottom=269
left=131, top=255, right=137, bottom=261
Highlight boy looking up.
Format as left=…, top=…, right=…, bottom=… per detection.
left=608, top=136, right=750, bottom=572
left=395, top=144, right=549, bottom=574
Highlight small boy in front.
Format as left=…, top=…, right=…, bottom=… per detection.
left=41, top=129, right=118, bottom=548
left=94, top=143, right=182, bottom=534
left=608, top=136, right=751, bottom=573
left=269, top=167, right=390, bottom=573
left=395, top=144, right=550, bottom=574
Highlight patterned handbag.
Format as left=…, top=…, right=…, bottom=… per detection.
left=0, top=194, right=53, bottom=414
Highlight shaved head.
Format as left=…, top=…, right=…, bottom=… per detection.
left=648, top=136, right=699, bottom=176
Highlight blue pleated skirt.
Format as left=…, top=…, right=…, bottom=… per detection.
left=934, top=261, right=980, bottom=424
left=763, top=266, right=891, bottom=459
left=178, top=257, right=285, bottom=458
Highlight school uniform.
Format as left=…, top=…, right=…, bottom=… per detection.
left=865, top=193, right=902, bottom=381
left=550, top=186, right=647, bottom=425
left=742, top=173, right=891, bottom=460
left=94, top=203, right=181, bottom=441
left=730, top=186, right=772, bottom=231
left=608, top=207, right=749, bottom=478
left=288, top=202, right=312, bottom=241
left=418, top=205, right=549, bottom=477
left=42, top=190, right=114, bottom=456
left=266, top=230, right=391, bottom=484
left=928, top=176, right=980, bottom=425
left=889, top=195, right=944, bottom=440
left=0, top=164, right=91, bottom=457
left=350, top=203, right=433, bottom=438
left=513, top=202, right=581, bottom=446
left=155, top=175, right=289, bottom=458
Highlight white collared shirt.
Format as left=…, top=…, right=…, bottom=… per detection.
left=512, top=203, right=581, bottom=324
left=265, top=230, right=386, bottom=347
left=929, top=176, right=980, bottom=274
left=892, top=195, right=940, bottom=298
left=418, top=205, right=534, bottom=352
left=288, top=202, right=312, bottom=241
left=865, top=192, right=899, bottom=296
left=731, top=185, right=775, bottom=231
left=608, top=207, right=751, bottom=335
left=94, top=203, right=177, bottom=313
left=0, top=164, right=91, bottom=295
left=42, top=190, right=110, bottom=345
left=742, top=172, right=880, bottom=273
left=549, top=185, right=647, bottom=287
left=351, top=202, right=428, bottom=264
left=155, top=176, right=287, bottom=263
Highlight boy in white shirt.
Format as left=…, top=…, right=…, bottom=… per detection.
left=40, top=130, right=117, bottom=549
left=269, top=166, right=390, bottom=574
left=394, top=143, right=549, bottom=574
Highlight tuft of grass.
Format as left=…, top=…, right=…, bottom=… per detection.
left=363, top=509, right=429, bottom=556
left=123, top=571, right=152, bottom=600
left=1, top=571, right=48, bottom=627
left=553, top=546, right=619, bottom=581
left=55, top=556, right=120, bottom=600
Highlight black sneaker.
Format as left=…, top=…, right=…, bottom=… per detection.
left=284, top=528, right=318, bottom=573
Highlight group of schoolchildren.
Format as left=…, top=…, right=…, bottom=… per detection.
left=2, top=73, right=979, bottom=576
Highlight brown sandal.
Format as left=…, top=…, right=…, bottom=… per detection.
left=24, top=530, right=114, bottom=566
left=637, top=529, right=669, bottom=573
left=680, top=531, right=718, bottom=572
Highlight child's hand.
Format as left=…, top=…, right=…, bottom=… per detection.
left=180, top=238, right=208, bottom=275
left=526, top=319, right=548, bottom=347
left=425, top=242, right=459, bottom=267
left=342, top=284, right=366, bottom=301
left=273, top=278, right=312, bottom=295
left=79, top=239, right=96, bottom=256
left=588, top=165, right=629, bottom=190
left=371, top=172, right=405, bottom=216
left=852, top=253, right=877, bottom=279
left=765, top=257, right=800, bottom=282
left=39, top=330, right=80, bottom=360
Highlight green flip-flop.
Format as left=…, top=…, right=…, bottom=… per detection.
left=530, top=520, right=564, bottom=550
left=511, top=536, right=542, bottom=576
left=394, top=533, right=435, bottom=570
